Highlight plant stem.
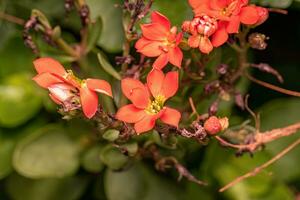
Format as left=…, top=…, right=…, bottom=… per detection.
left=0, top=11, right=24, bottom=25
left=56, top=38, right=79, bottom=58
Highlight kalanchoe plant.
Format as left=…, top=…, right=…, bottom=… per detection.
left=1, top=0, right=300, bottom=198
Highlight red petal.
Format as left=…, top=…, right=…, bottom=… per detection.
left=137, top=41, right=163, bottom=57
left=134, top=114, right=157, bottom=134
left=48, top=83, right=75, bottom=102
left=188, top=0, right=209, bottom=9
left=168, top=47, right=182, bottom=68
left=176, top=32, right=183, bottom=45
left=153, top=53, right=169, bottom=70
left=226, top=16, right=241, bottom=33
left=115, top=104, right=146, bottom=123
left=147, top=69, right=164, bottom=97
left=141, top=23, right=168, bottom=41
left=160, top=107, right=181, bottom=127
left=255, top=7, right=269, bottom=25
left=161, top=71, right=178, bottom=100
left=209, top=0, right=228, bottom=10
left=33, top=57, right=66, bottom=76
left=121, top=78, right=150, bottom=109
left=188, top=35, right=200, bottom=48
left=80, top=86, right=98, bottom=119
left=211, top=23, right=229, bottom=47
left=199, top=37, right=213, bottom=54
left=240, top=6, right=259, bottom=25
left=135, top=37, right=152, bottom=50
left=32, top=72, right=64, bottom=88
left=49, top=93, right=62, bottom=105
left=86, top=79, right=112, bottom=97
left=151, top=11, right=171, bottom=31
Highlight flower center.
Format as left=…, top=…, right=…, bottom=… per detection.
left=145, top=95, right=166, bottom=115
left=64, top=70, right=83, bottom=88
left=221, top=0, right=239, bottom=17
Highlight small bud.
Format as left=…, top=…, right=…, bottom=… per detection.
left=51, top=26, right=61, bottom=41
left=216, top=64, right=228, bottom=75
left=248, top=33, right=269, bottom=50
left=204, top=116, right=229, bottom=135
left=255, top=7, right=269, bottom=26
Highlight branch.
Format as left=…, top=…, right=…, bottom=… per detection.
left=219, top=137, right=300, bottom=192
left=0, top=11, right=25, bottom=25
left=246, top=73, right=300, bottom=97
left=215, top=121, right=300, bottom=152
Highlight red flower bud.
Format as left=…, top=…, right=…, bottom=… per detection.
left=255, top=7, right=269, bottom=26
left=204, top=116, right=229, bottom=135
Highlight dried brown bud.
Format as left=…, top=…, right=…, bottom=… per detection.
left=248, top=33, right=269, bottom=50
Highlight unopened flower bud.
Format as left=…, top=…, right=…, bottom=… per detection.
left=248, top=33, right=268, bottom=50
left=204, top=116, right=229, bottom=135
left=182, top=21, right=191, bottom=32
left=255, top=7, right=269, bottom=26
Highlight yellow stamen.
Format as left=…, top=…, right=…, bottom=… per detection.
left=145, top=95, right=166, bottom=115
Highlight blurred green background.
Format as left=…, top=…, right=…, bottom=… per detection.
left=0, top=0, right=300, bottom=199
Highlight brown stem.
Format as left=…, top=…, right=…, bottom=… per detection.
left=219, top=137, right=300, bottom=192
left=215, top=121, right=300, bottom=152
left=0, top=11, right=25, bottom=25
left=246, top=73, right=300, bottom=97
left=268, top=8, right=288, bottom=15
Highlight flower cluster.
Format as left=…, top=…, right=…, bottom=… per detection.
left=33, top=0, right=269, bottom=135
left=186, top=0, right=269, bottom=53
left=33, top=58, right=112, bottom=118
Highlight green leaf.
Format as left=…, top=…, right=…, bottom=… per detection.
left=13, top=125, right=80, bottom=178
left=0, top=134, right=15, bottom=179
left=97, top=52, right=121, bottom=80
left=104, top=164, right=147, bottom=200
left=100, top=145, right=128, bottom=170
left=102, top=129, right=120, bottom=142
left=259, top=98, right=300, bottom=181
left=0, top=73, right=42, bottom=127
left=215, top=152, right=294, bottom=200
left=87, top=0, right=125, bottom=52
left=81, top=145, right=104, bottom=173
left=104, top=163, right=183, bottom=200
left=86, top=17, right=103, bottom=53
left=121, top=142, right=138, bottom=156
left=152, top=0, right=193, bottom=26
left=251, top=0, right=293, bottom=8
left=6, top=173, right=89, bottom=200
left=0, top=37, right=34, bottom=77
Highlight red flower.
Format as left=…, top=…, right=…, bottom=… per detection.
left=116, top=69, right=181, bottom=134
left=135, top=11, right=183, bottom=69
left=188, top=0, right=268, bottom=46
left=32, top=57, right=113, bottom=118
left=182, top=15, right=218, bottom=54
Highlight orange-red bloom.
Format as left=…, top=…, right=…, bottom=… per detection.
left=135, top=11, right=183, bottom=69
left=116, top=69, right=181, bottom=134
left=32, top=57, right=112, bottom=118
left=182, top=15, right=219, bottom=54
left=188, top=0, right=268, bottom=47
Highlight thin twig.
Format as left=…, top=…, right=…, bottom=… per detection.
left=189, top=97, right=200, bottom=118
left=215, top=121, right=300, bottom=152
left=268, top=8, right=288, bottom=15
left=0, top=11, right=25, bottom=25
left=219, top=137, right=300, bottom=192
left=246, top=73, right=300, bottom=97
